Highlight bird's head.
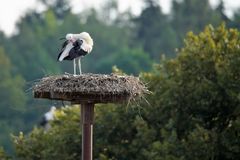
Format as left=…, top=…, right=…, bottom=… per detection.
left=66, top=33, right=75, bottom=42
left=77, top=32, right=94, bottom=47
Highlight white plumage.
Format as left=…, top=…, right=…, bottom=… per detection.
left=57, top=32, right=94, bottom=75
left=40, top=106, right=56, bottom=130
left=58, top=43, right=74, bottom=61
left=44, top=106, right=56, bottom=121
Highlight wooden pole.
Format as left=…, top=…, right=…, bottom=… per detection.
left=81, top=103, right=94, bottom=160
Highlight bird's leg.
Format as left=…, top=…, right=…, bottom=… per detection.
left=73, top=59, right=76, bottom=76
left=78, top=57, right=82, bottom=75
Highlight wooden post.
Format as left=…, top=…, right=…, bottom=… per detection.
left=81, top=103, right=94, bottom=160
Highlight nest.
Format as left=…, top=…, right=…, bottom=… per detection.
left=33, top=73, right=148, bottom=103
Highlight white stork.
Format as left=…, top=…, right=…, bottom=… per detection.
left=39, top=106, right=56, bottom=130
left=57, top=32, right=93, bottom=75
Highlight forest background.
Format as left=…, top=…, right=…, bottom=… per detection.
left=0, top=0, right=240, bottom=159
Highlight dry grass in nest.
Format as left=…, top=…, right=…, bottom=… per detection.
left=33, top=73, right=148, bottom=103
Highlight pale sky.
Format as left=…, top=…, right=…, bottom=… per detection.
left=0, top=0, right=239, bottom=36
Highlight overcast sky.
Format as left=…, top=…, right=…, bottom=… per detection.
left=0, top=0, right=239, bottom=36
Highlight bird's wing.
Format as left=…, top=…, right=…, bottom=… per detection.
left=73, top=39, right=83, bottom=50
left=57, top=41, right=74, bottom=61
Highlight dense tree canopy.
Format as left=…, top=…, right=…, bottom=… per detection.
left=134, top=0, right=177, bottom=58
left=143, top=24, right=240, bottom=160
left=0, top=47, right=27, bottom=153
left=1, top=0, right=240, bottom=157
left=12, top=24, right=240, bottom=160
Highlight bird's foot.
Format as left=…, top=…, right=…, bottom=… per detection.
left=73, top=73, right=83, bottom=77
left=64, top=72, right=79, bottom=77
left=64, top=72, right=72, bottom=75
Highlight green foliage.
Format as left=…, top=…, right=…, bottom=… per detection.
left=1, top=0, right=240, bottom=157
left=0, top=47, right=27, bottom=153
left=40, top=0, right=71, bottom=20
left=3, top=0, right=238, bottom=80
left=134, top=0, right=178, bottom=58
left=13, top=25, right=240, bottom=160
left=96, top=47, right=152, bottom=74
left=14, top=104, right=152, bottom=160
left=171, top=0, right=222, bottom=44
left=7, top=10, right=61, bottom=80
left=14, top=106, right=81, bottom=160
left=0, top=48, right=26, bottom=111
left=0, top=147, right=11, bottom=160
left=143, top=24, right=240, bottom=160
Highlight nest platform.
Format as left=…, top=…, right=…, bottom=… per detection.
left=33, top=73, right=147, bottom=103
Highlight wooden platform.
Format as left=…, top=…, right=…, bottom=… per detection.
left=33, top=73, right=147, bottom=103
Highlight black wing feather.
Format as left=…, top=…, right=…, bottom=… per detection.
left=63, top=40, right=87, bottom=60
left=57, top=39, right=88, bottom=61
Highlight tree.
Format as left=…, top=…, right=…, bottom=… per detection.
left=0, top=47, right=27, bottom=153
left=0, top=147, right=11, bottom=160
left=0, top=47, right=26, bottom=113
left=13, top=24, right=240, bottom=160
left=14, top=106, right=82, bottom=160
left=171, top=0, right=222, bottom=45
left=40, top=0, right=71, bottom=20
left=6, top=10, right=61, bottom=81
left=229, top=9, right=240, bottom=29
left=95, top=47, right=152, bottom=75
left=133, top=0, right=178, bottom=59
left=215, top=0, right=230, bottom=23
left=143, top=24, right=240, bottom=160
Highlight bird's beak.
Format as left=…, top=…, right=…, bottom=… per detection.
left=59, top=37, right=65, bottom=40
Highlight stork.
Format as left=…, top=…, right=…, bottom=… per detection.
left=57, top=32, right=93, bottom=75
left=39, top=106, right=56, bottom=130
